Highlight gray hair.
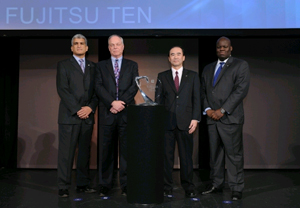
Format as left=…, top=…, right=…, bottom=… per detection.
left=71, top=34, right=88, bottom=46
left=108, top=34, right=124, bottom=45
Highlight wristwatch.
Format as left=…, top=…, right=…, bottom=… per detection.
left=220, top=108, right=226, bottom=114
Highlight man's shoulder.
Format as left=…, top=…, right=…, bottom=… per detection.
left=96, top=59, right=109, bottom=67
left=206, top=60, right=217, bottom=67
left=203, top=61, right=216, bottom=72
left=86, top=59, right=96, bottom=66
left=184, top=68, right=198, bottom=75
left=122, top=58, right=138, bottom=65
left=158, top=69, right=171, bottom=76
left=58, top=57, right=73, bottom=64
left=97, top=59, right=109, bottom=64
left=229, top=56, right=248, bottom=64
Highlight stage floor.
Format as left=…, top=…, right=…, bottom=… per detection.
left=0, top=168, right=299, bottom=208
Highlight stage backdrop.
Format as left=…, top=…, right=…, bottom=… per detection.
left=17, top=39, right=99, bottom=169
left=17, top=37, right=300, bottom=169
left=17, top=37, right=199, bottom=169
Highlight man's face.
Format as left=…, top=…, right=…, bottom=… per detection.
left=108, top=36, right=124, bottom=58
left=168, top=47, right=185, bottom=69
left=216, top=38, right=232, bottom=61
left=71, top=38, right=88, bottom=57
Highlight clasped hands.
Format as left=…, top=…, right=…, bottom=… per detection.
left=77, top=106, right=92, bottom=119
left=110, top=100, right=126, bottom=114
left=206, top=109, right=224, bottom=121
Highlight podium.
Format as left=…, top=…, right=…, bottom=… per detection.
left=127, top=105, right=166, bottom=204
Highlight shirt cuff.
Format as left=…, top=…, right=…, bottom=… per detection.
left=203, top=107, right=211, bottom=115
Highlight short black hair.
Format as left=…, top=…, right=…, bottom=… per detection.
left=169, top=46, right=185, bottom=56
left=216, top=36, right=231, bottom=46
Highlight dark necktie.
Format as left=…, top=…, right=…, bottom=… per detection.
left=174, top=71, right=179, bottom=91
left=79, top=59, right=85, bottom=73
left=114, top=59, right=120, bottom=100
left=213, top=62, right=225, bottom=86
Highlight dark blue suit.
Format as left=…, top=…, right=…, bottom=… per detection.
left=56, top=56, right=98, bottom=189
left=155, top=68, right=201, bottom=192
left=95, top=58, right=139, bottom=189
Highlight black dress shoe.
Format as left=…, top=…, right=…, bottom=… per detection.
left=163, top=189, right=173, bottom=197
left=185, top=190, right=197, bottom=198
left=99, top=186, right=110, bottom=196
left=58, top=189, right=69, bottom=198
left=76, top=185, right=97, bottom=193
left=201, top=184, right=223, bottom=195
left=121, top=186, right=127, bottom=196
left=232, top=191, right=242, bottom=200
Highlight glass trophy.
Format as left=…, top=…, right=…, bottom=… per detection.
left=135, top=76, right=159, bottom=106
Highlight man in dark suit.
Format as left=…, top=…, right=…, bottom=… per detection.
left=155, top=46, right=201, bottom=198
left=56, top=34, right=98, bottom=197
left=95, top=35, right=139, bottom=196
left=201, top=36, right=250, bottom=200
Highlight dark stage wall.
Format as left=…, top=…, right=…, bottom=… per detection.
left=2, top=35, right=300, bottom=169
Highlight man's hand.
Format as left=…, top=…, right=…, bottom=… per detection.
left=111, top=100, right=126, bottom=113
left=211, top=109, right=224, bottom=121
left=110, top=107, right=118, bottom=114
left=188, top=120, right=198, bottom=134
left=206, top=109, right=215, bottom=118
left=77, top=106, right=92, bottom=119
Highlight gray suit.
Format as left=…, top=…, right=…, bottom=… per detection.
left=56, top=56, right=98, bottom=189
left=201, top=56, right=250, bottom=192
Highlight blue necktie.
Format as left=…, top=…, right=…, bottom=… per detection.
left=213, top=62, right=224, bottom=86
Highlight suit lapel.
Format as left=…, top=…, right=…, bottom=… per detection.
left=119, top=59, right=127, bottom=80
left=106, top=59, right=116, bottom=82
left=70, top=57, right=84, bottom=75
left=85, top=60, right=91, bottom=77
left=178, top=69, right=189, bottom=93
left=210, top=61, right=218, bottom=86
left=165, top=69, right=177, bottom=93
left=214, top=57, right=233, bottom=86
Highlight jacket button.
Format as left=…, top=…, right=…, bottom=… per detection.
left=176, top=96, right=179, bottom=98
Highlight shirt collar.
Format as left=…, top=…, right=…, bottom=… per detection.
left=217, top=56, right=230, bottom=65
left=73, top=55, right=85, bottom=63
left=111, top=56, right=123, bottom=62
left=111, top=56, right=123, bottom=68
left=171, top=67, right=183, bottom=77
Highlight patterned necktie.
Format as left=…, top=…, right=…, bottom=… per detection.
left=79, top=59, right=84, bottom=73
left=174, top=71, right=179, bottom=91
left=114, top=59, right=120, bottom=100
left=213, top=62, right=225, bottom=86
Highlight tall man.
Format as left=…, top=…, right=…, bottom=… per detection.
left=95, top=35, right=139, bottom=196
left=56, top=34, right=98, bottom=197
left=155, top=46, right=201, bottom=198
left=201, top=37, right=250, bottom=200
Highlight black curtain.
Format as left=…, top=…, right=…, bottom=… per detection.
left=0, top=37, right=19, bottom=168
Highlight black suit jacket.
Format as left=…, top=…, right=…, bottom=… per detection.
left=95, top=58, right=139, bottom=125
left=155, top=68, right=201, bottom=131
left=201, top=56, right=250, bottom=125
left=56, top=56, right=98, bottom=125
